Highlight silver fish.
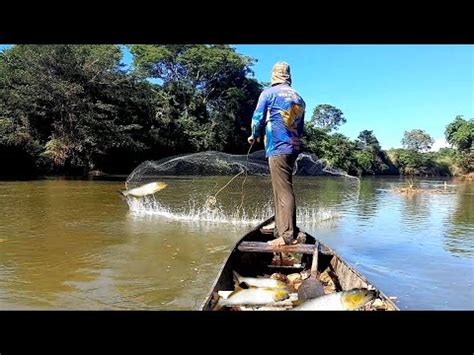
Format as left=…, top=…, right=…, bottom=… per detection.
left=233, top=271, right=287, bottom=289
left=121, top=182, right=167, bottom=197
left=292, top=288, right=377, bottom=311
left=217, top=287, right=289, bottom=307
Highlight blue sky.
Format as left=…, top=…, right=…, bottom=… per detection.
left=232, top=45, right=473, bottom=150
left=2, top=44, right=472, bottom=149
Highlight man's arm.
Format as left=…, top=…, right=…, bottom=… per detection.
left=250, top=91, right=268, bottom=141
left=298, top=108, right=305, bottom=137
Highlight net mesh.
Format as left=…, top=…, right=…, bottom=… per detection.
left=126, top=150, right=354, bottom=188
left=123, top=150, right=359, bottom=225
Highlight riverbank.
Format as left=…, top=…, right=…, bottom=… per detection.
left=2, top=173, right=468, bottom=184
left=0, top=174, right=129, bottom=182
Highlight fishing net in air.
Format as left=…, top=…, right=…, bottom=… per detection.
left=126, top=150, right=355, bottom=187
left=123, top=150, right=359, bottom=225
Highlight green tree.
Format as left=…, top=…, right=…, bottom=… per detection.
left=129, top=45, right=262, bottom=154
left=321, top=133, right=359, bottom=175
left=445, top=116, right=473, bottom=152
left=0, top=117, right=42, bottom=177
left=354, top=130, right=389, bottom=175
left=310, top=104, right=346, bottom=131
left=401, top=129, right=434, bottom=152
left=354, top=150, right=374, bottom=174
left=387, top=148, right=438, bottom=176
left=0, top=45, right=155, bottom=175
left=301, top=123, right=330, bottom=158
left=444, top=115, right=473, bottom=173
left=357, top=130, right=381, bottom=151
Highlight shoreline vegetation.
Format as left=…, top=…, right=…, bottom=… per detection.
left=1, top=45, right=472, bottom=180
left=1, top=173, right=471, bottom=183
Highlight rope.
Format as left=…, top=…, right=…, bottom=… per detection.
left=205, top=142, right=254, bottom=211
left=213, top=170, right=245, bottom=199
left=237, top=142, right=254, bottom=211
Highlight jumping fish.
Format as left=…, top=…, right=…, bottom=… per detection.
left=120, top=182, right=167, bottom=197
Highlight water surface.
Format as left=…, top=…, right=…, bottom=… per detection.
left=0, top=177, right=472, bottom=310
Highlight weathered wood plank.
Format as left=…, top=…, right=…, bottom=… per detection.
left=310, top=241, right=319, bottom=277
left=237, top=241, right=316, bottom=254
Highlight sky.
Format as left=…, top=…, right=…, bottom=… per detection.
left=232, top=45, right=473, bottom=150
left=1, top=44, right=472, bottom=150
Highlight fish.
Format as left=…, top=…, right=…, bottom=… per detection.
left=120, top=181, right=167, bottom=197
left=233, top=271, right=287, bottom=289
left=217, top=287, right=290, bottom=307
left=292, top=288, right=377, bottom=311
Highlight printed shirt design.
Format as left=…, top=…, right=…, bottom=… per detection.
left=251, top=84, right=305, bottom=157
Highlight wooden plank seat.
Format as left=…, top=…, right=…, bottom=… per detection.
left=237, top=241, right=316, bottom=254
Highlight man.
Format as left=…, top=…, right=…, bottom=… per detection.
left=248, top=61, right=306, bottom=246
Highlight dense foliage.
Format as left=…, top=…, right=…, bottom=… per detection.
left=0, top=45, right=261, bottom=177
left=0, top=45, right=471, bottom=177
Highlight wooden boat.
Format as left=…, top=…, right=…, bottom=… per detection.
left=200, top=216, right=399, bottom=311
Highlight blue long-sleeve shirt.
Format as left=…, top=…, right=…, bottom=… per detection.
left=251, top=83, right=305, bottom=158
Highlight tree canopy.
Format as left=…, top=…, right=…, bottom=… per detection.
left=444, top=116, right=473, bottom=173
left=401, top=129, right=434, bottom=152
left=129, top=45, right=262, bottom=154
left=0, top=45, right=470, bottom=178
left=310, top=104, right=346, bottom=131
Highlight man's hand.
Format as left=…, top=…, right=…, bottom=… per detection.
left=247, top=135, right=255, bottom=145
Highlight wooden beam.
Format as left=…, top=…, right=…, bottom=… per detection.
left=237, top=241, right=316, bottom=254
left=310, top=241, right=319, bottom=277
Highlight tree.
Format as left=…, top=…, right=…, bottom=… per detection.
left=357, top=130, right=381, bottom=151
left=129, top=45, right=262, bottom=154
left=310, top=104, right=346, bottom=131
left=401, top=129, right=434, bottom=152
left=354, top=130, right=390, bottom=175
left=0, top=117, right=42, bottom=177
left=0, top=45, right=155, bottom=175
left=321, top=133, right=359, bottom=175
left=445, top=115, right=473, bottom=173
left=301, top=123, right=330, bottom=158
left=354, top=150, right=374, bottom=174
left=387, top=149, right=424, bottom=175
left=445, top=116, right=473, bottom=152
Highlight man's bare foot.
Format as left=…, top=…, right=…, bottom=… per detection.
left=268, top=237, right=300, bottom=246
left=268, top=237, right=286, bottom=246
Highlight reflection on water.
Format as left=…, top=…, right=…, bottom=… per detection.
left=353, top=178, right=381, bottom=221
left=445, top=182, right=474, bottom=258
left=0, top=177, right=472, bottom=310
left=399, top=193, right=433, bottom=233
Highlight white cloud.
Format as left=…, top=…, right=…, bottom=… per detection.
left=430, top=138, right=451, bottom=152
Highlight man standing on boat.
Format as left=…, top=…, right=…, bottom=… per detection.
left=248, top=61, right=306, bottom=246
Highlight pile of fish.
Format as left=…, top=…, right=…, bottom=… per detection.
left=271, top=252, right=303, bottom=267
left=215, top=269, right=383, bottom=311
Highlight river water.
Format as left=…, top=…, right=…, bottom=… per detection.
left=0, top=177, right=472, bottom=310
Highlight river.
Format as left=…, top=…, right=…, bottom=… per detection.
left=0, top=177, right=472, bottom=310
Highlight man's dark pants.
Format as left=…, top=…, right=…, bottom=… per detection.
left=268, top=154, right=298, bottom=244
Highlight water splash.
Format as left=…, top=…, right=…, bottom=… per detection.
left=125, top=195, right=340, bottom=226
